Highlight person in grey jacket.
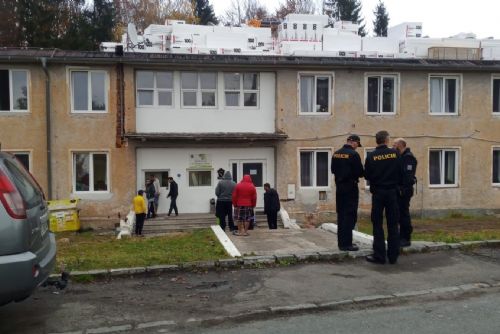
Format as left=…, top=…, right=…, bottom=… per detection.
left=215, top=171, right=236, bottom=232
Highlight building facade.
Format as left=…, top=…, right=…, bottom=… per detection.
left=1, top=50, right=499, bottom=227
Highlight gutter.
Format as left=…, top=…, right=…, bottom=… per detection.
left=40, top=57, right=52, bottom=199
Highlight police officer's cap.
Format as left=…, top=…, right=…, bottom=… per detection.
left=347, top=134, right=362, bottom=147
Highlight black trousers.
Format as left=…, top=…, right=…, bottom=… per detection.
left=168, top=196, right=178, bottom=215
left=371, top=188, right=400, bottom=263
left=398, top=187, right=414, bottom=242
left=147, top=201, right=155, bottom=218
left=216, top=200, right=235, bottom=231
left=266, top=211, right=278, bottom=229
left=336, top=183, right=359, bottom=249
left=135, top=213, right=145, bottom=235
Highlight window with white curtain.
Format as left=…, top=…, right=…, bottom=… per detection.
left=429, top=75, right=459, bottom=114
left=429, top=149, right=458, bottom=186
left=224, top=73, right=259, bottom=107
left=71, top=70, right=107, bottom=113
left=299, top=74, right=332, bottom=114
left=300, top=150, right=330, bottom=187
left=181, top=72, right=216, bottom=107
left=493, top=78, right=500, bottom=114
left=366, top=75, right=397, bottom=114
left=136, top=71, right=173, bottom=107
left=188, top=170, right=212, bottom=187
left=0, top=69, right=28, bottom=112
left=493, top=149, right=500, bottom=184
left=73, top=152, right=109, bottom=192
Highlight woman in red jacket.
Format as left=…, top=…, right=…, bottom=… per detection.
left=232, top=174, right=257, bottom=236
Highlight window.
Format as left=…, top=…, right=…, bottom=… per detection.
left=493, top=78, right=500, bottom=114
left=363, top=148, right=375, bottom=188
left=73, top=152, right=109, bottom=192
left=299, top=74, right=332, bottom=114
left=430, top=75, right=459, bottom=114
left=181, top=72, right=216, bottom=107
left=144, top=171, right=169, bottom=188
left=10, top=152, right=30, bottom=171
left=493, top=149, right=500, bottom=184
left=429, top=149, right=458, bottom=186
left=188, top=170, right=212, bottom=187
left=366, top=75, right=397, bottom=114
left=300, top=150, right=330, bottom=187
left=224, top=73, right=259, bottom=107
left=136, top=71, right=173, bottom=107
left=0, top=69, right=28, bottom=112
left=71, top=70, right=107, bottom=112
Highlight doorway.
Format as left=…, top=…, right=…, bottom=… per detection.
left=143, top=170, right=170, bottom=214
left=230, top=160, right=266, bottom=208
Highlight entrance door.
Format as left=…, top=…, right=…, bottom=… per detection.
left=143, top=170, right=170, bottom=214
left=230, top=160, right=266, bottom=208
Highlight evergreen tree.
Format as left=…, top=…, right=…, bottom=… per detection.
left=373, top=0, right=389, bottom=37
left=322, top=0, right=366, bottom=36
left=194, top=0, right=218, bottom=25
left=0, top=0, right=21, bottom=46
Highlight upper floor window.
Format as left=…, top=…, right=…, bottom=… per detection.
left=300, top=149, right=330, bottom=187
left=366, top=74, right=397, bottom=114
left=71, top=70, right=107, bottom=113
left=429, top=75, right=459, bottom=115
left=299, top=74, right=332, bottom=114
left=493, top=77, right=500, bottom=114
left=181, top=72, right=216, bottom=108
left=493, top=148, right=500, bottom=185
left=136, top=71, right=173, bottom=107
left=0, top=69, right=28, bottom=112
left=429, top=149, right=458, bottom=187
left=224, top=73, right=259, bottom=107
left=73, top=152, right=109, bottom=192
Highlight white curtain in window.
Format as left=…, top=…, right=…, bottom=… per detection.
left=300, top=76, right=314, bottom=113
left=444, top=151, right=456, bottom=184
left=430, top=78, right=442, bottom=114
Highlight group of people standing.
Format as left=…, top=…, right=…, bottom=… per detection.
left=331, top=131, right=417, bottom=265
left=215, top=171, right=281, bottom=236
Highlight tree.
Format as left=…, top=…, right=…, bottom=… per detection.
left=275, top=0, right=316, bottom=20
left=322, top=0, right=366, bottom=36
left=223, top=0, right=269, bottom=26
left=372, top=0, right=389, bottom=37
left=194, top=0, right=218, bottom=25
left=0, top=0, right=21, bottom=46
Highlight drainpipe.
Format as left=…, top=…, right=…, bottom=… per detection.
left=41, top=57, right=52, bottom=199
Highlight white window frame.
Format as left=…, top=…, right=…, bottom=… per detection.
left=0, top=69, right=29, bottom=113
left=363, top=147, right=376, bottom=189
left=180, top=71, right=217, bottom=108
left=72, top=151, right=110, bottom=193
left=4, top=150, right=32, bottom=172
left=297, top=72, right=334, bottom=115
left=492, top=147, right=500, bottom=186
left=428, top=148, right=460, bottom=188
left=69, top=69, right=109, bottom=113
left=492, top=75, right=500, bottom=115
left=298, top=148, right=332, bottom=189
left=223, top=72, right=260, bottom=108
left=135, top=70, right=174, bottom=108
left=364, top=73, right=399, bottom=115
left=428, top=74, right=461, bottom=115
left=187, top=169, right=213, bottom=187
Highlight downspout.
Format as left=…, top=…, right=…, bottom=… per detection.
left=41, top=57, right=52, bottom=199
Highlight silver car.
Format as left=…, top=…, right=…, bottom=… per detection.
left=0, top=152, right=56, bottom=306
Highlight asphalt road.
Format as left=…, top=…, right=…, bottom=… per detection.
left=0, top=247, right=499, bottom=334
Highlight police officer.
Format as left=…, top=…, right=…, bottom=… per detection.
left=364, top=131, right=402, bottom=264
left=331, top=135, right=364, bottom=251
left=393, top=138, right=418, bottom=247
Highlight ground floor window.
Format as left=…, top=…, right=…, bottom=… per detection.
left=300, top=150, right=330, bottom=187
left=429, top=149, right=458, bottom=186
left=145, top=171, right=169, bottom=188
left=493, top=149, right=500, bottom=185
left=188, top=170, right=212, bottom=187
left=73, top=152, right=109, bottom=192
left=7, top=151, right=30, bottom=171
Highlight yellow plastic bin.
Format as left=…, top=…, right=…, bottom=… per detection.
left=48, top=199, right=80, bottom=232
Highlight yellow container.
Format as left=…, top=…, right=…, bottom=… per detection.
left=48, top=199, right=80, bottom=232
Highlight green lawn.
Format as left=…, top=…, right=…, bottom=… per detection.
left=55, top=229, right=228, bottom=272
left=357, top=217, right=500, bottom=243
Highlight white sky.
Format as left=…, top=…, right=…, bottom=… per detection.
left=211, top=0, right=500, bottom=38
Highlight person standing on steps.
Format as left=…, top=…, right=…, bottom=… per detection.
left=364, top=130, right=403, bottom=265
left=232, top=175, right=257, bottom=236
left=152, top=175, right=160, bottom=217
left=215, top=171, right=236, bottom=232
left=393, top=138, right=418, bottom=248
left=331, top=134, right=364, bottom=251
left=133, top=190, right=147, bottom=236
left=263, top=183, right=280, bottom=230
left=146, top=178, right=156, bottom=219
left=167, top=177, right=178, bottom=216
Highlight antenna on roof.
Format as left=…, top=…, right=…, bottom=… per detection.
left=127, top=23, right=139, bottom=46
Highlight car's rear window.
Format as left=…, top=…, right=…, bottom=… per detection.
left=3, top=159, right=42, bottom=209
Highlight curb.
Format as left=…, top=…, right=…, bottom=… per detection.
left=55, top=239, right=500, bottom=280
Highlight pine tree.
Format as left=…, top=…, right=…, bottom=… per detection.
left=373, top=0, right=389, bottom=37
left=322, top=0, right=366, bottom=36
left=194, top=0, right=218, bottom=25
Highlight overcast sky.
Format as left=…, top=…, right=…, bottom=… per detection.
left=211, top=0, right=500, bottom=39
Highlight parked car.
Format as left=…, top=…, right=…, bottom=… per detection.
left=0, top=152, right=56, bottom=306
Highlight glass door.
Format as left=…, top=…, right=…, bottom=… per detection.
left=230, top=160, right=266, bottom=208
